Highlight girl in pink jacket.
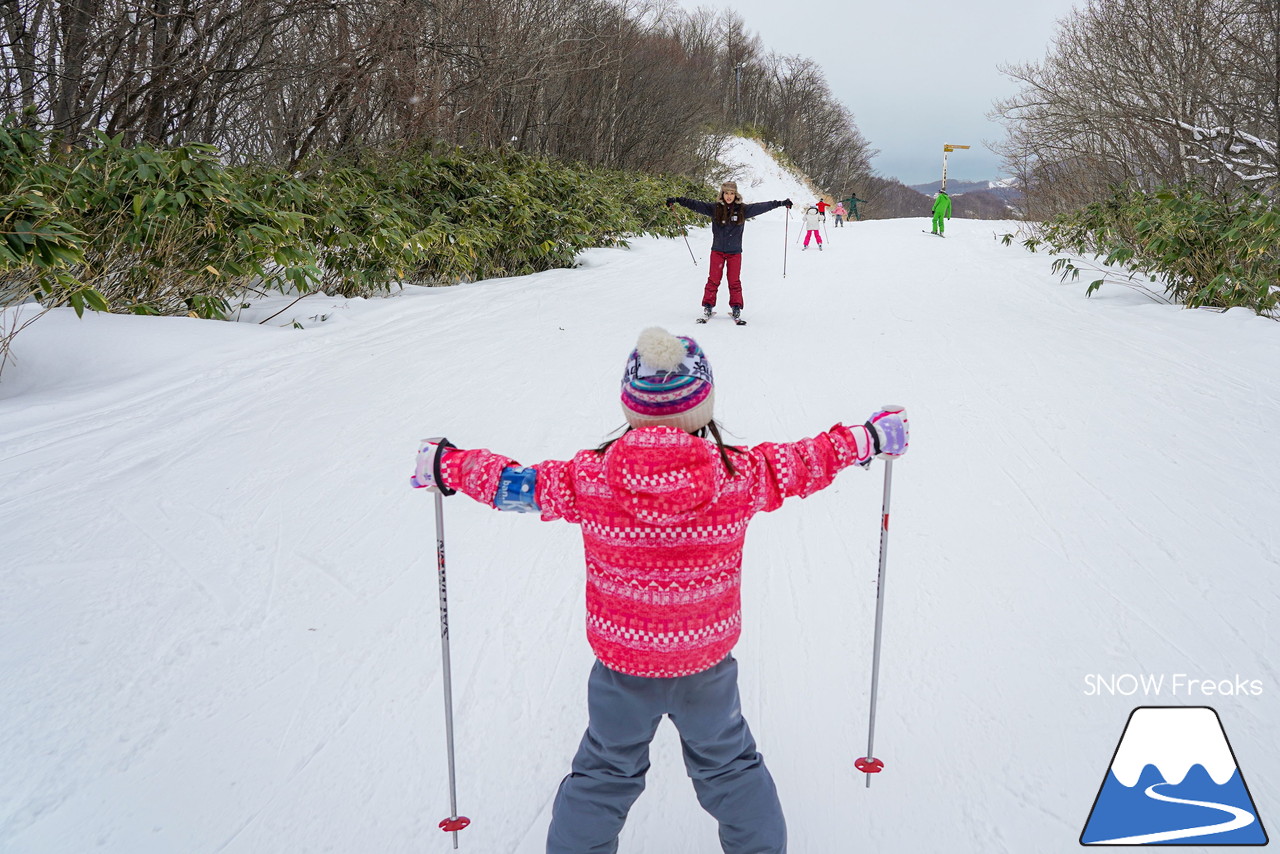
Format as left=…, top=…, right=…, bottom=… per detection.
left=412, top=327, right=908, bottom=854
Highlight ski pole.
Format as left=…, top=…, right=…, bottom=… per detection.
left=670, top=204, right=697, bottom=265
left=783, top=207, right=789, bottom=278
left=418, top=438, right=471, bottom=847
left=856, top=458, right=894, bottom=788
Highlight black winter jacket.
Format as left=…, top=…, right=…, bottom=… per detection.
left=671, top=197, right=786, bottom=254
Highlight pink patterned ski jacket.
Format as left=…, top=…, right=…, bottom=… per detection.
left=440, top=423, right=874, bottom=678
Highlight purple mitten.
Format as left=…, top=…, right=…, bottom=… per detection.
left=866, top=407, right=909, bottom=457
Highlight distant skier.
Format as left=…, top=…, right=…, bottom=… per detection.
left=832, top=202, right=847, bottom=227
left=411, top=326, right=910, bottom=854
left=667, top=182, right=791, bottom=324
left=931, top=190, right=952, bottom=236
left=840, top=192, right=867, bottom=221
left=801, top=206, right=824, bottom=250
left=814, top=197, right=830, bottom=220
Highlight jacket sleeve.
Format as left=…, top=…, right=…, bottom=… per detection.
left=742, top=200, right=784, bottom=219
left=744, top=423, right=875, bottom=513
left=527, top=456, right=585, bottom=523
left=439, top=447, right=585, bottom=524
left=439, top=447, right=521, bottom=508
left=672, top=197, right=715, bottom=218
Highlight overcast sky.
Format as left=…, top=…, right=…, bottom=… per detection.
left=669, top=0, right=1081, bottom=185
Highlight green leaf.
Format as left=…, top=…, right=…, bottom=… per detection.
left=83, top=287, right=109, bottom=313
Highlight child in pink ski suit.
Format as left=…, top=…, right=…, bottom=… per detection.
left=801, top=206, right=824, bottom=249
left=411, top=328, right=909, bottom=854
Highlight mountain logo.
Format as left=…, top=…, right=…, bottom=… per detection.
left=1081, top=706, right=1268, bottom=845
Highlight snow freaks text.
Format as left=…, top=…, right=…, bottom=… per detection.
left=1084, top=674, right=1264, bottom=697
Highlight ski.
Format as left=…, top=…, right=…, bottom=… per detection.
left=921, top=230, right=945, bottom=238
left=694, top=311, right=747, bottom=326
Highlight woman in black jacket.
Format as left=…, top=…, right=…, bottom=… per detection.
left=667, top=182, right=791, bottom=323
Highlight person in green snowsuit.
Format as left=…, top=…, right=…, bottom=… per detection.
left=840, top=194, right=867, bottom=221
left=931, top=191, right=952, bottom=235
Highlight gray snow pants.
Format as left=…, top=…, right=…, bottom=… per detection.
left=546, top=656, right=786, bottom=854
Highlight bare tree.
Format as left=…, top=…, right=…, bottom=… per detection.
left=993, top=0, right=1279, bottom=217
left=1, top=0, right=874, bottom=187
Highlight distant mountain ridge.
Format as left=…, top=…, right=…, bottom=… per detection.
left=907, top=178, right=1023, bottom=218
left=856, top=175, right=1019, bottom=220
left=908, top=178, right=1013, bottom=195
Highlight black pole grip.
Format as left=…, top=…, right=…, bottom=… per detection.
left=433, top=438, right=457, bottom=496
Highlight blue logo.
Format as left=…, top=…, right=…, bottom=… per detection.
left=1081, top=707, right=1268, bottom=845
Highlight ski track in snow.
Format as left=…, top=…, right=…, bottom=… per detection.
left=2, top=196, right=1279, bottom=853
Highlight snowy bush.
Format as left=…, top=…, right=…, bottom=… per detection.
left=1006, top=183, right=1280, bottom=316
left=0, top=121, right=710, bottom=374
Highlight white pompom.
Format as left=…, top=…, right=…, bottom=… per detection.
left=635, top=327, right=687, bottom=372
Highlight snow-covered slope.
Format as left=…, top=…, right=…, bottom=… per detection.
left=2, top=146, right=1278, bottom=854
left=714, top=136, right=818, bottom=206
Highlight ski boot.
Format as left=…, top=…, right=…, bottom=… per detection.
left=731, top=306, right=746, bottom=326
left=696, top=304, right=714, bottom=324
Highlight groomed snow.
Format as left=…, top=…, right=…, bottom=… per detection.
left=2, top=148, right=1278, bottom=853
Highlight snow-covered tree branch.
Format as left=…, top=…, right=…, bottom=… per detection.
left=991, top=0, right=1280, bottom=218
left=1160, top=120, right=1278, bottom=184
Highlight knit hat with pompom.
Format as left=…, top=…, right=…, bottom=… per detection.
left=620, top=327, right=715, bottom=433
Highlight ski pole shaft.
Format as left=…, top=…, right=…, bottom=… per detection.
left=859, top=459, right=894, bottom=788
left=670, top=205, right=697, bottom=265
left=783, top=209, right=789, bottom=278
left=433, top=488, right=471, bottom=846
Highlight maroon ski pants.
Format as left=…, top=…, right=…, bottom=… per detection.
left=702, top=250, right=744, bottom=309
